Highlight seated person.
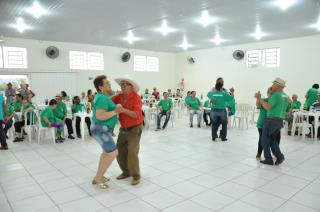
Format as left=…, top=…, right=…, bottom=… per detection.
left=13, top=99, right=35, bottom=142
left=308, top=94, right=320, bottom=138
left=167, top=89, right=173, bottom=98
left=142, top=88, right=152, bottom=99
left=4, top=103, right=14, bottom=139
left=187, top=91, right=202, bottom=128
left=61, top=91, right=70, bottom=102
left=72, top=96, right=92, bottom=138
left=152, top=88, right=160, bottom=100
left=41, top=99, right=65, bottom=143
left=156, top=92, right=173, bottom=131
left=54, top=94, right=75, bottom=139
left=184, top=91, right=191, bottom=106
left=13, top=94, right=23, bottom=112
left=203, top=99, right=212, bottom=126
left=286, top=94, right=301, bottom=132
left=80, top=91, right=87, bottom=102
left=176, top=89, right=183, bottom=98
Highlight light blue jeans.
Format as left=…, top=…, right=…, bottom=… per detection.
left=189, top=110, right=202, bottom=125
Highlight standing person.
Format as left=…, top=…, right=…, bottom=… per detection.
left=26, top=84, right=35, bottom=100
left=5, top=83, right=16, bottom=105
left=91, top=75, right=120, bottom=189
left=72, top=96, right=92, bottom=138
left=0, top=94, right=8, bottom=150
left=255, top=78, right=288, bottom=165
left=187, top=91, right=202, bottom=128
left=19, top=83, right=29, bottom=100
left=207, top=82, right=234, bottom=141
left=256, top=87, right=272, bottom=159
left=156, top=92, right=173, bottom=131
left=152, top=88, right=160, bottom=100
left=53, top=94, right=75, bottom=140
left=113, top=75, right=144, bottom=186
left=304, top=84, right=319, bottom=110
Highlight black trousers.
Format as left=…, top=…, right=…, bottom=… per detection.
left=65, top=118, right=74, bottom=135
left=75, top=117, right=91, bottom=136
left=203, top=111, right=211, bottom=126
left=14, top=120, right=30, bottom=133
left=257, top=127, right=281, bottom=156
left=0, top=121, right=8, bottom=147
left=4, top=119, right=13, bottom=135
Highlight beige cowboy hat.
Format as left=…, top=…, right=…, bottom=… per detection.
left=115, top=75, right=140, bottom=92
left=272, top=77, right=286, bottom=87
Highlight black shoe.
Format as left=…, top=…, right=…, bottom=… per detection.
left=155, top=128, right=161, bottom=131
left=162, top=127, right=166, bottom=130
left=0, top=146, right=8, bottom=150
left=68, top=135, right=75, bottom=139
left=222, top=138, right=228, bottom=141
left=13, top=137, right=23, bottom=142
left=212, top=139, right=216, bottom=142
left=190, top=124, right=193, bottom=128
left=275, top=157, right=285, bottom=165
left=198, top=124, right=201, bottom=128
left=260, top=160, right=274, bottom=165
left=77, top=134, right=81, bottom=138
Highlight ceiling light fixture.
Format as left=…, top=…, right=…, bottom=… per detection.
left=124, top=30, right=139, bottom=44
left=196, top=10, right=215, bottom=27
left=179, top=37, right=192, bottom=50
left=210, top=33, right=226, bottom=45
left=14, top=18, right=29, bottom=33
left=156, top=20, right=176, bottom=36
left=274, top=0, right=296, bottom=11
left=251, top=24, right=267, bottom=40
left=27, top=1, right=46, bottom=18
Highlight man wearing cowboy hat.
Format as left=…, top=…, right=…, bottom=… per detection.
left=255, top=77, right=289, bottom=165
left=112, top=75, right=144, bottom=185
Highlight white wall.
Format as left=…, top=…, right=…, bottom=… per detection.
left=0, top=37, right=176, bottom=101
left=175, top=35, right=320, bottom=104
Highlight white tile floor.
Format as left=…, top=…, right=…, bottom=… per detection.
left=1, top=118, right=320, bottom=212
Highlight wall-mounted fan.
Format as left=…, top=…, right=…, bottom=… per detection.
left=187, top=56, right=195, bottom=64
left=232, top=50, right=245, bottom=60
left=121, top=52, right=131, bottom=62
left=46, top=46, right=59, bottom=59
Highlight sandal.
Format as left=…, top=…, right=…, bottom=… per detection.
left=92, top=176, right=110, bottom=184
left=92, top=178, right=109, bottom=189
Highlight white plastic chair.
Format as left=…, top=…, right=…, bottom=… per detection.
left=291, top=111, right=314, bottom=140
left=21, top=110, right=37, bottom=142
left=34, top=110, right=56, bottom=145
left=233, top=104, right=250, bottom=129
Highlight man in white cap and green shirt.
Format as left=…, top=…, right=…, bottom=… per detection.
left=255, top=77, right=288, bottom=165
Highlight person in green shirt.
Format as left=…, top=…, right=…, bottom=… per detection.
left=304, top=84, right=319, bottom=110
left=91, top=75, right=121, bottom=189
left=13, top=99, right=36, bottom=142
left=54, top=94, right=75, bottom=139
left=3, top=103, right=14, bottom=139
left=187, top=91, right=202, bottom=128
left=41, top=99, right=65, bottom=143
left=184, top=91, right=191, bottom=105
left=285, top=94, right=301, bottom=133
left=255, top=87, right=272, bottom=159
left=156, top=92, right=173, bottom=130
left=207, top=81, right=234, bottom=141
left=13, top=94, right=23, bottom=112
left=255, top=78, right=288, bottom=166
left=72, top=96, right=92, bottom=138
left=203, top=99, right=212, bottom=126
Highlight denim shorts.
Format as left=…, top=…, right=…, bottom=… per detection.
left=91, top=123, right=116, bottom=153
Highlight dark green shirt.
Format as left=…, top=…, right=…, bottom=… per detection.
left=207, top=91, right=233, bottom=109
left=187, top=97, right=201, bottom=110
left=267, top=91, right=289, bottom=119
left=257, top=98, right=268, bottom=128
left=158, top=99, right=173, bottom=111
left=53, top=102, right=67, bottom=119
left=41, top=106, right=57, bottom=127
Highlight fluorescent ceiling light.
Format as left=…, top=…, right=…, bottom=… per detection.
left=196, top=11, right=215, bottom=27
left=156, top=20, right=176, bottom=36
left=273, top=0, right=297, bottom=11
left=179, top=37, right=193, bottom=50
left=123, top=30, right=140, bottom=44
left=13, top=18, right=29, bottom=33
left=317, top=17, right=320, bottom=31
left=210, top=34, right=226, bottom=45
left=251, top=25, right=267, bottom=40
left=27, top=1, right=47, bottom=18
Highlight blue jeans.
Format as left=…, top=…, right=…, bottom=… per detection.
left=91, top=123, right=116, bottom=153
left=211, top=109, right=228, bottom=140
left=157, top=110, right=171, bottom=129
left=189, top=110, right=202, bottom=125
left=262, top=118, right=284, bottom=162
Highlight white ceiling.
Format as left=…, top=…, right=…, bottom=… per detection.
left=0, top=0, right=319, bottom=52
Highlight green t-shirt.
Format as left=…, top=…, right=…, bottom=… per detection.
left=305, top=88, right=319, bottom=108
left=41, top=106, right=57, bottom=127
left=267, top=91, right=289, bottom=119
left=6, top=103, right=14, bottom=116
left=92, top=92, right=117, bottom=129
left=203, top=100, right=212, bottom=108
left=53, top=102, right=67, bottom=119
left=187, top=97, right=201, bottom=110
left=71, top=103, right=84, bottom=114
left=290, top=100, right=301, bottom=110
left=158, top=99, right=173, bottom=111
left=184, top=96, right=191, bottom=105
left=207, top=91, right=233, bottom=109
left=257, top=98, right=268, bottom=128
left=13, top=101, right=22, bottom=111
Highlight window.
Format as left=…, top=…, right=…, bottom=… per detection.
left=246, top=48, right=280, bottom=68
left=69, top=51, right=104, bottom=70
left=0, top=47, right=3, bottom=68
left=87, top=52, right=104, bottom=70
left=262, top=48, right=280, bottom=68
left=3, top=47, right=28, bottom=69
left=134, top=55, right=159, bottom=72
